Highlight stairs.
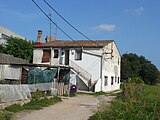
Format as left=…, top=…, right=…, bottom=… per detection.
left=69, top=60, right=92, bottom=87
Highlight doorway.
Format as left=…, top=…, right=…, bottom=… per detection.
left=65, top=50, right=69, bottom=65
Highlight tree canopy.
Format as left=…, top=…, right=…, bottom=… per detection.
left=0, top=37, right=34, bottom=62
left=121, top=53, right=159, bottom=85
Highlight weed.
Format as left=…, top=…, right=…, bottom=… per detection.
left=0, top=110, right=12, bottom=120
left=5, top=104, right=24, bottom=113
left=1, top=92, right=62, bottom=120
left=89, top=84, right=160, bottom=120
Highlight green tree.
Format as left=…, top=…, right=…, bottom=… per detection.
left=0, top=44, right=7, bottom=53
left=2, top=37, right=34, bottom=62
left=121, top=53, right=159, bottom=85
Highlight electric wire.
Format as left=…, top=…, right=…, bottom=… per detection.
left=32, top=0, right=74, bottom=40
left=43, top=0, right=101, bottom=46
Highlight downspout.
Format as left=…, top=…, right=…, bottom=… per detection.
left=100, top=55, right=103, bottom=91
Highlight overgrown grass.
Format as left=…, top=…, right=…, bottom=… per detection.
left=0, top=110, right=12, bottom=120
left=1, top=92, right=62, bottom=120
left=89, top=83, right=160, bottom=120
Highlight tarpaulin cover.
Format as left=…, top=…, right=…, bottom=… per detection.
left=28, top=68, right=57, bottom=84
left=0, top=84, right=31, bottom=103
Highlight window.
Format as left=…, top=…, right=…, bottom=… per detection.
left=118, top=58, right=120, bottom=65
left=104, top=76, right=108, bottom=86
left=118, top=77, right=120, bottom=84
left=75, top=49, right=82, bottom=60
left=42, top=50, right=51, bottom=63
left=54, top=50, right=58, bottom=58
left=115, top=76, right=117, bottom=83
left=111, top=76, right=114, bottom=85
left=2, top=34, right=9, bottom=40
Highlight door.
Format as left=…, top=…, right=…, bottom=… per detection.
left=65, top=50, right=69, bottom=65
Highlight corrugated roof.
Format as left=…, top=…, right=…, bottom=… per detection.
left=34, top=40, right=114, bottom=48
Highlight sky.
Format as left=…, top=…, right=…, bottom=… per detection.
left=0, top=0, right=160, bottom=69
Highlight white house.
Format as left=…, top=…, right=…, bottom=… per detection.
left=0, top=26, right=26, bottom=44
left=33, top=30, right=121, bottom=92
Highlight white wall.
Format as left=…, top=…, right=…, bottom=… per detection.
left=33, top=48, right=43, bottom=64
left=0, top=65, right=21, bottom=80
left=100, top=42, right=121, bottom=92
left=69, top=48, right=102, bottom=82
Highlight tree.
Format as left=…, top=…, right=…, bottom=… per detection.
left=0, top=44, right=7, bottom=53
left=121, top=53, right=159, bottom=85
left=1, top=37, right=34, bottom=62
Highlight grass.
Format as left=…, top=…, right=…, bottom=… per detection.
left=89, top=84, right=160, bottom=120
left=0, top=91, right=62, bottom=120
left=0, top=110, right=12, bottom=120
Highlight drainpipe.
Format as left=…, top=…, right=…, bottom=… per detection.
left=100, top=55, right=103, bottom=91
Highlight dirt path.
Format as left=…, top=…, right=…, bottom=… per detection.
left=12, top=94, right=115, bottom=120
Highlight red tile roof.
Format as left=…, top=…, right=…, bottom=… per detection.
left=34, top=40, right=114, bottom=48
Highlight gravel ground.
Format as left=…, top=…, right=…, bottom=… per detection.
left=12, top=94, right=115, bottom=120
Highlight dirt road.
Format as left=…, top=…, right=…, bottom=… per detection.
left=12, top=94, right=115, bottom=120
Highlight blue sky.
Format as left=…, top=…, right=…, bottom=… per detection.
left=0, top=0, right=160, bottom=69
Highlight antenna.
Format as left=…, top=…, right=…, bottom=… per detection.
left=48, top=13, right=58, bottom=39
left=48, top=13, right=52, bottom=39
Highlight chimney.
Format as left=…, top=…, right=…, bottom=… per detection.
left=35, top=30, right=43, bottom=45
left=45, top=36, right=56, bottom=43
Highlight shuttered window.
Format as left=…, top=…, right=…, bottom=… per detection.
left=42, top=50, right=51, bottom=63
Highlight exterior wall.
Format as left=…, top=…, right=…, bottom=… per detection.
left=99, top=42, right=121, bottom=92
left=0, top=65, right=21, bottom=80
left=69, top=48, right=102, bottom=82
left=33, top=48, right=43, bottom=64
left=0, top=26, right=26, bottom=44
left=33, top=48, right=61, bottom=65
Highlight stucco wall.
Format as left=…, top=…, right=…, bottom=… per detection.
left=100, top=42, right=121, bottom=92
left=33, top=48, right=43, bottom=64
left=69, top=48, right=101, bottom=82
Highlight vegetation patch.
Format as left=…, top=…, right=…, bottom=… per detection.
left=0, top=110, right=12, bottom=120
left=89, top=79, right=160, bottom=120
left=0, top=92, right=62, bottom=120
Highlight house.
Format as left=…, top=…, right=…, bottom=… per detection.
left=0, top=26, right=26, bottom=44
left=33, top=30, right=121, bottom=92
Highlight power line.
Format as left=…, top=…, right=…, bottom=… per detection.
left=43, top=0, right=101, bottom=46
left=44, top=0, right=91, bottom=40
left=32, top=0, right=74, bottom=40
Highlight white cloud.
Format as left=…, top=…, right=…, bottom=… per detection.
left=94, top=24, right=116, bottom=32
left=125, top=6, right=144, bottom=15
